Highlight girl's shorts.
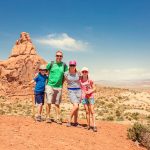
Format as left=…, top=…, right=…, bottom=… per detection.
left=82, top=98, right=95, bottom=105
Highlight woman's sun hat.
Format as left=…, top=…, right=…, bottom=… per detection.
left=69, top=60, right=77, bottom=66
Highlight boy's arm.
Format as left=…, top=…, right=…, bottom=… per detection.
left=29, top=73, right=38, bottom=85
left=29, top=80, right=35, bottom=85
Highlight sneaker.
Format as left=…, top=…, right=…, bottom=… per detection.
left=93, top=126, right=97, bottom=132
left=73, top=122, right=82, bottom=128
left=56, top=119, right=62, bottom=125
left=35, top=116, right=42, bottom=122
left=66, top=122, right=71, bottom=127
left=46, top=118, right=52, bottom=123
left=84, top=126, right=91, bottom=130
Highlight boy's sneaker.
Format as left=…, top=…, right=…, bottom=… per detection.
left=93, top=126, right=97, bottom=132
left=56, top=119, right=62, bottom=125
left=35, top=115, right=42, bottom=122
left=66, top=122, right=71, bottom=127
left=46, top=118, right=52, bottom=123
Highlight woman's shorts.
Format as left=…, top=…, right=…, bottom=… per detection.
left=35, top=92, right=44, bottom=105
left=82, top=98, right=95, bottom=105
left=68, top=89, right=81, bottom=104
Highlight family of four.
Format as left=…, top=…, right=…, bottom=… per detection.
left=31, top=50, right=97, bottom=132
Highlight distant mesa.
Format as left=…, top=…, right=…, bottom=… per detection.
left=0, top=32, right=47, bottom=99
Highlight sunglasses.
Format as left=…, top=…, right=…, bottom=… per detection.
left=56, top=55, right=63, bottom=58
left=82, top=71, right=88, bottom=73
left=69, top=65, right=76, bottom=67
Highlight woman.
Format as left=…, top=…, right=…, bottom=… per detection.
left=64, top=60, right=81, bottom=127
left=80, top=67, right=97, bottom=132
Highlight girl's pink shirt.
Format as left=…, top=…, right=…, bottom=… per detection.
left=80, top=79, right=94, bottom=99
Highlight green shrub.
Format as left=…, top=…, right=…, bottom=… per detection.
left=127, top=122, right=150, bottom=150
left=131, top=112, right=139, bottom=120
left=106, top=116, right=114, bottom=121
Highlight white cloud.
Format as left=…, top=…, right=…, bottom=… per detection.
left=90, top=68, right=150, bottom=81
left=36, top=33, right=88, bottom=51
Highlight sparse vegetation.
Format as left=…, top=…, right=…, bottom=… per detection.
left=127, top=122, right=150, bottom=150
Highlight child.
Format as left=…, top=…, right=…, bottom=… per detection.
left=80, top=67, right=97, bottom=132
left=30, top=65, right=48, bottom=121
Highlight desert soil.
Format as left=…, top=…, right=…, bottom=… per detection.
left=0, top=115, right=146, bottom=150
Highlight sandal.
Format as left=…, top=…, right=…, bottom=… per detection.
left=35, top=115, right=42, bottom=122
left=93, top=126, right=97, bottom=132
left=46, top=118, right=52, bottom=123
left=66, top=122, right=71, bottom=127
left=56, top=119, right=62, bottom=125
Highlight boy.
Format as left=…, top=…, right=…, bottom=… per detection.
left=30, top=65, right=48, bottom=121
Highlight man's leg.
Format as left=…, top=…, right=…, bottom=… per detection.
left=45, top=85, right=54, bottom=123
left=46, top=104, right=51, bottom=119
left=54, top=88, right=62, bottom=124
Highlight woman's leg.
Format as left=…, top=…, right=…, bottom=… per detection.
left=68, top=103, right=79, bottom=123
left=74, top=104, right=79, bottom=123
left=84, top=104, right=90, bottom=128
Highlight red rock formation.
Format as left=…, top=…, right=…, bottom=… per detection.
left=0, top=32, right=47, bottom=99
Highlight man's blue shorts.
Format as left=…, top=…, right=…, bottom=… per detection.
left=34, top=92, right=44, bottom=105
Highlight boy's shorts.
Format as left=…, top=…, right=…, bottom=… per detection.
left=68, top=89, right=81, bottom=104
left=82, top=98, right=95, bottom=105
left=45, top=85, right=62, bottom=105
left=35, top=92, right=44, bottom=105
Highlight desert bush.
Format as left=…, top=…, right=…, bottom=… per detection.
left=131, top=112, right=139, bottom=120
left=107, top=103, right=114, bottom=108
left=116, top=116, right=124, bottom=121
left=127, top=122, right=150, bottom=150
left=106, top=116, right=114, bottom=121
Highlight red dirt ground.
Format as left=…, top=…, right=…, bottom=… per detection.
left=0, top=115, right=146, bottom=150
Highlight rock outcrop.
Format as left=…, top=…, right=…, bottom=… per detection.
left=0, top=32, right=47, bottom=99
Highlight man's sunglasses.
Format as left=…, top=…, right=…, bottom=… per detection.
left=56, top=55, right=63, bottom=58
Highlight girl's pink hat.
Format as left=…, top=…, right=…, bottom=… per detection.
left=69, top=60, right=76, bottom=66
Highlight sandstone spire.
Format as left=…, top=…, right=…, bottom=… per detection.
left=0, top=32, right=47, bottom=99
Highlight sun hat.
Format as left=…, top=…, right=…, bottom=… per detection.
left=81, top=67, right=89, bottom=72
left=39, top=64, right=46, bottom=70
left=69, top=60, right=77, bottom=66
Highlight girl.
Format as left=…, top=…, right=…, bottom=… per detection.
left=64, top=60, right=81, bottom=127
left=80, top=67, right=97, bottom=132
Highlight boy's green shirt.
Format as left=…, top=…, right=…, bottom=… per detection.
left=46, top=61, right=68, bottom=88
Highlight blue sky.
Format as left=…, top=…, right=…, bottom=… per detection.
left=0, top=0, right=150, bottom=80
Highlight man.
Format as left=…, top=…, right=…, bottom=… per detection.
left=45, top=50, right=68, bottom=124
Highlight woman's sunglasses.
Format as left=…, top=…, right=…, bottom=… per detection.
left=69, top=65, right=76, bottom=67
